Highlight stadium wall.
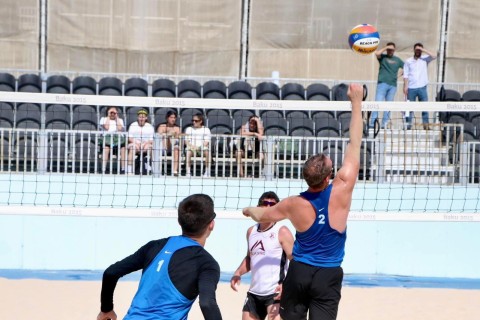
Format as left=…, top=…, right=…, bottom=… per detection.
left=0, top=177, right=480, bottom=279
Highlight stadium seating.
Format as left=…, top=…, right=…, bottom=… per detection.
left=16, top=74, right=42, bottom=129
left=228, top=81, right=252, bottom=99
left=281, top=83, right=305, bottom=100
left=125, top=77, right=149, bottom=126
left=152, top=78, right=176, bottom=97
left=306, top=83, right=330, bottom=101
left=178, top=79, right=201, bottom=98
left=203, top=80, right=227, bottom=99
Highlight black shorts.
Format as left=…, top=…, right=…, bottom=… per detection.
left=280, top=260, right=343, bottom=320
left=242, top=292, right=279, bottom=319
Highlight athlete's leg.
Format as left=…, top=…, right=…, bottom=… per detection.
left=279, top=260, right=313, bottom=320
left=308, top=266, right=343, bottom=320
left=266, top=302, right=280, bottom=320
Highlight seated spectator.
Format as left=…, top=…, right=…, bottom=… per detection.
left=157, top=110, right=181, bottom=176
left=126, top=108, right=154, bottom=175
left=98, top=106, right=126, bottom=174
left=236, top=116, right=264, bottom=177
left=184, top=113, right=211, bottom=177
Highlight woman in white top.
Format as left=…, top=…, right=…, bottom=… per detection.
left=99, top=106, right=126, bottom=173
left=184, top=113, right=211, bottom=177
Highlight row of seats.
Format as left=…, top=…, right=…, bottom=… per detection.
left=0, top=72, right=351, bottom=135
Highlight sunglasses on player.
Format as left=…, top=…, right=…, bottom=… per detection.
left=261, top=200, right=277, bottom=207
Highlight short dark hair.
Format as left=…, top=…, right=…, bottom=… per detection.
left=166, top=110, right=178, bottom=119
left=386, top=42, right=395, bottom=47
left=178, top=194, right=216, bottom=237
left=302, top=154, right=332, bottom=188
left=414, top=42, right=423, bottom=49
left=106, top=106, right=118, bottom=116
left=193, top=112, right=205, bottom=124
left=257, top=191, right=280, bottom=206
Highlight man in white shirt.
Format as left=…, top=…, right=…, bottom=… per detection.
left=184, top=113, right=211, bottom=177
left=230, top=191, right=294, bottom=320
left=403, top=43, right=437, bottom=129
left=126, top=109, right=154, bottom=174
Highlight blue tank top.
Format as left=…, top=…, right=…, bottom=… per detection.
left=293, top=184, right=347, bottom=267
left=124, top=236, right=200, bottom=320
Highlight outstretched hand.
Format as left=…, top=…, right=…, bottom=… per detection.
left=347, top=83, right=364, bottom=105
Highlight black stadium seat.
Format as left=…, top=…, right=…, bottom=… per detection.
left=282, top=83, right=305, bottom=100
left=152, top=79, right=176, bottom=97
left=306, top=83, right=330, bottom=101
left=16, top=74, right=42, bottom=128
left=73, top=76, right=96, bottom=95
left=228, top=81, right=252, bottom=99
left=256, top=82, right=280, bottom=100
left=99, top=77, right=122, bottom=96
left=203, top=80, right=227, bottom=99
left=178, top=79, right=201, bottom=98
left=46, top=75, right=70, bottom=94
left=125, top=78, right=149, bottom=126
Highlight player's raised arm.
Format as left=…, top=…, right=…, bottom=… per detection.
left=243, top=196, right=294, bottom=223
left=334, top=83, right=363, bottom=190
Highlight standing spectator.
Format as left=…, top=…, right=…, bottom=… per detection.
left=230, top=191, right=294, bottom=320
left=243, top=84, right=364, bottom=320
left=157, top=110, right=181, bottom=176
left=403, top=43, right=437, bottom=130
left=126, top=109, right=154, bottom=175
left=370, top=42, right=404, bottom=129
left=96, top=194, right=222, bottom=320
left=99, top=106, right=126, bottom=174
left=236, top=116, right=264, bottom=178
left=185, top=113, right=211, bottom=177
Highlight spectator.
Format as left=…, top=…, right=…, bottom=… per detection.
left=184, top=113, right=211, bottom=177
left=230, top=191, right=294, bottom=320
left=370, top=42, right=404, bottom=129
left=126, top=108, right=154, bottom=175
left=99, top=106, right=126, bottom=174
left=403, top=43, right=437, bottom=130
left=157, top=110, right=181, bottom=176
left=236, top=116, right=264, bottom=178
left=96, top=194, right=222, bottom=320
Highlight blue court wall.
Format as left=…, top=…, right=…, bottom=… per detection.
left=0, top=176, right=480, bottom=279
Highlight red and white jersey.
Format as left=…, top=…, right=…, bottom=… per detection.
left=248, top=223, right=288, bottom=296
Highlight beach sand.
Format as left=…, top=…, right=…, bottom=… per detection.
left=1, top=278, right=479, bottom=320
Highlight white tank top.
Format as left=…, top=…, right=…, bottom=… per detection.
left=248, top=223, right=288, bottom=296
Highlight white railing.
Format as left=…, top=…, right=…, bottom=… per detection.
left=2, top=127, right=476, bottom=184
left=0, top=128, right=381, bottom=181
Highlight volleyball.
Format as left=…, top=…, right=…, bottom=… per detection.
left=348, top=24, right=380, bottom=55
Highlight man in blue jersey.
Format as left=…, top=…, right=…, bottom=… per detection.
left=97, top=194, right=222, bottom=320
left=243, top=83, right=364, bottom=320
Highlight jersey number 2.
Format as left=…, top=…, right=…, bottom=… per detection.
left=318, top=214, right=325, bottom=224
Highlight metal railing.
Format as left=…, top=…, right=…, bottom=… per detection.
left=1, top=127, right=476, bottom=183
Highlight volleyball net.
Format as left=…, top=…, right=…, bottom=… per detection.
left=1, top=91, right=480, bottom=217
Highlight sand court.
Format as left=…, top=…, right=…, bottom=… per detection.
left=1, top=278, right=479, bottom=320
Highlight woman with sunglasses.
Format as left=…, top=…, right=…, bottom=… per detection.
left=99, top=106, right=126, bottom=173
left=231, top=191, right=294, bottom=320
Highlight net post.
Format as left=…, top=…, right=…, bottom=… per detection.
left=153, top=133, right=162, bottom=177
left=377, top=133, right=385, bottom=183
left=264, top=136, right=275, bottom=181
left=37, top=130, right=48, bottom=174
